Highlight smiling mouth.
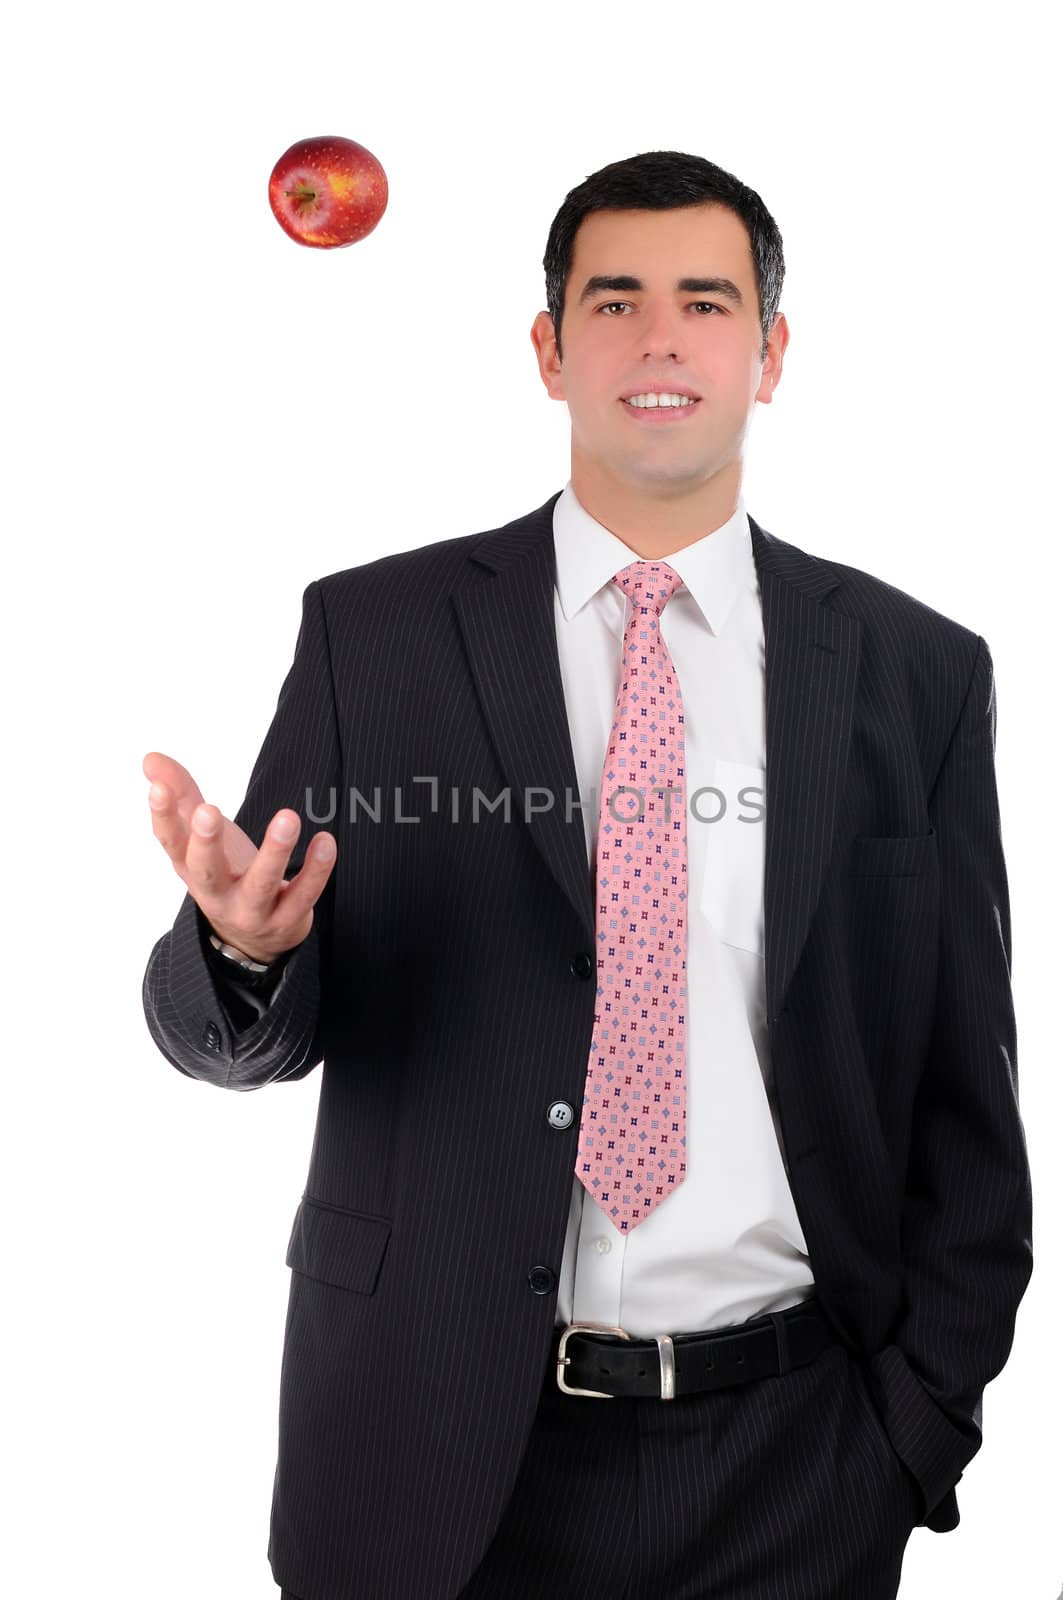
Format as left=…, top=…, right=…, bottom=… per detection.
left=619, top=397, right=702, bottom=421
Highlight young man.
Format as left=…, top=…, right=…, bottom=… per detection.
left=143, top=150, right=1032, bottom=1600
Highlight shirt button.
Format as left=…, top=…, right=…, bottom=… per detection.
left=547, top=1101, right=574, bottom=1130
left=527, top=1265, right=556, bottom=1295
left=570, top=952, right=593, bottom=980
left=593, top=1236, right=612, bottom=1255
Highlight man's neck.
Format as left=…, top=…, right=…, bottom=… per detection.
left=569, top=461, right=742, bottom=560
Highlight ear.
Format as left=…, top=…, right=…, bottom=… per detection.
left=531, top=310, right=564, bottom=400
left=756, top=311, right=789, bottom=405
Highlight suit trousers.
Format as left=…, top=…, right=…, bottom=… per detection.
left=280, top=1330, right=923, bottom=1600
left=454, top=1330, right=922, bottom=1600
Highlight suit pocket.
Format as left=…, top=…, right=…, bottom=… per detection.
left=845, top=826, right=936, bottom=878
left=285, top=1195, right=392, bottom=1295
left=698, top=758, right=766, bottom=954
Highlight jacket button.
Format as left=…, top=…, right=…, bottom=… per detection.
left=570, top=952, right=593, bottom=979
left=547, top=1101, right=574, bottom=1130
left=203, top=1020, right=222, bottom=1052
left=527, top=1265, right=556, bottom=1295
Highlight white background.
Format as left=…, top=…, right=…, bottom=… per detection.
left=5, top=0, right=1059, bottom=1594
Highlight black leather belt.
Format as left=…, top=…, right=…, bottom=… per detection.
left=555, top=1299, right=837, bottom=1400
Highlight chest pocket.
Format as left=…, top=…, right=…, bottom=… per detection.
left=697, top=758, right=766, bottom=956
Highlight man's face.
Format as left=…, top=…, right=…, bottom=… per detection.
left=531, top=203, right=787, bottom=500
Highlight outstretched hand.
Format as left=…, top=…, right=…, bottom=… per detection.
left=143, top=750, right=337, bottom=965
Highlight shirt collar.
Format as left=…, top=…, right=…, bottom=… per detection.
left=552, top=478, right=755, bottom=636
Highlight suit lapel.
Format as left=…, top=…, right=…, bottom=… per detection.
left=453, top=495, right=596, bottom=947
left=453, top=492, right=862, bottom=1023
left=749, top=519, right=862, bottom=1023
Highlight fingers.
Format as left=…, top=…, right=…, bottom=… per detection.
left=239, top=815, right=338, bottom=926
left=143, top=751, right=204, bottom=816
left=145, top=751, right=207, bottom=870
left=146, top=771, right=192, bottom=869
left=275, top=829, right=338, bottom=928
left=183, top=802, right=237, bottom=900
left=237, top=809, right=307, bottom=921
left=145, top=750, right=337, bottom=952
left=146, top=771, right=232, bottom=900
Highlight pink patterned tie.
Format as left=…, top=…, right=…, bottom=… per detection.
left=576, top=561, right=688, bottom=1233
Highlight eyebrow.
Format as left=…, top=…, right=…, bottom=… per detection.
left=578, top=274, right=745, bottom=308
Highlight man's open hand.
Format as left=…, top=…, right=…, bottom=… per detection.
left=143, top=750, right=337, bottom=965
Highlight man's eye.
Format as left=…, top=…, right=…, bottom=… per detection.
left=598, top=302, right=722, bottom=316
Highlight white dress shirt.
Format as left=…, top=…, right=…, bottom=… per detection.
left=552, top=479, right=816, bottom=1337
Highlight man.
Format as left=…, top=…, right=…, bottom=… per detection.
left=142, top=150, right=1033, bottom=1599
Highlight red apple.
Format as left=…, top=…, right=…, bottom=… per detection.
left=268, top=135, right=388, bottom=249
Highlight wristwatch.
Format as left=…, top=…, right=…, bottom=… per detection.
left=207, top=930, right=287, bottom=993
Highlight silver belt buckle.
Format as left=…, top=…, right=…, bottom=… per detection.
left=556, top=1322, right=678, bottom=1400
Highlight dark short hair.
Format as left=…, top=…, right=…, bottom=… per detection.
left=543, top=150, right=785, bottom=364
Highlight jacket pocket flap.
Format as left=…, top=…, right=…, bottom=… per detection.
left=285, top=1196, right=392, bottom=1294
left=846, top=827, right=937, bottom=877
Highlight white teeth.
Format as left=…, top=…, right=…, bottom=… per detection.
left=625, top=393, right=694, bottom=408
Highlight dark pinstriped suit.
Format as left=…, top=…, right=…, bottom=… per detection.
left=142, top=489, right=1032, bottom=1598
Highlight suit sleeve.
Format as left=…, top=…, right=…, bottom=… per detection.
left=869, top=633, right=1033, bottom=1525
left=141, top=578, right=344, bottom=1090
left=199, top=912, right=293, bottom=1027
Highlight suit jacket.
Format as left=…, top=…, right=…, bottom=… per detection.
left=143, top=488, right=1033, bottom=1600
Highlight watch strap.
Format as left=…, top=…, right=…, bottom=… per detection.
left=205, top=928, right=291, bottom=995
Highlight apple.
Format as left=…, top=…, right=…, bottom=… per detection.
left=268, top=135, right=388, bottom=249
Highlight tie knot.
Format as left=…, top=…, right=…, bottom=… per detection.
left=613, top=560, right=683, bottom=618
